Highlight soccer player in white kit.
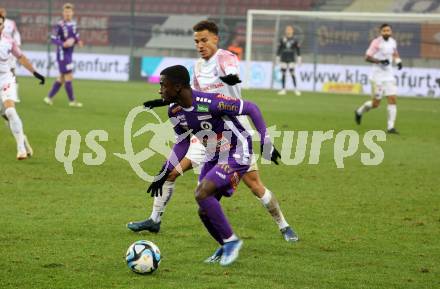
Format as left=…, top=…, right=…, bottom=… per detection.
left=128, top=20, right=299, bottom=243
left=355, top=23, right=402, bottom=134
left=0, top=15, right=45, bottom=159
left=0, top=7, right=21, bottom=102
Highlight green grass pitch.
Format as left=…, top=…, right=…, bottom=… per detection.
left=1, top=78, right=439, bottom=289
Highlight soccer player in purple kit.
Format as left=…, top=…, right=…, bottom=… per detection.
left=44, top=3, right=83, bottom=107
left=151, top=65, right=281, bottom=266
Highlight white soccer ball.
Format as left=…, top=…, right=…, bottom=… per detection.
left=125, top=240, right=161, bottom=274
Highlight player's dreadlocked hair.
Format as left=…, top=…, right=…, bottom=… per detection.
left=160, top=65, right=190, bottom=87
left=193, top=20, right=219, bottom=35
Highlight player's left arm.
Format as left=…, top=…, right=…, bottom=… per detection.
left=295, top=39, right=302, bottom=65
left=393, top=43, right=402, bottom=70
left=212, top=97, right=280, bottom=164
left=13, top=43, right=45, bottom=85
left=219, top=52, right=241, bottom=86
left=74, top=31, right=84, bottom=48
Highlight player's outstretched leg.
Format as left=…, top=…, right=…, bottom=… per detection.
left=127, top=158, right=193, bottom=232
left=387, top=96, right=398, bottom=134
left=243, top=171, right=299, bottom=242
left=65, top=81, right=82, bottom=107
left=4, top=106, right=27, bottom=160
left=126, top=180, right=175, bottom=233
left=44, top=80, right=63, bottom=105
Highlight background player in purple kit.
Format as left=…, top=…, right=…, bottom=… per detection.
left=151, top=65, right=281, bottom=266
left=44, top=3, right=83, bottom=107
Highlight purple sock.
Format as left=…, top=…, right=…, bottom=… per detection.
left=65, top=81, right=75, bottom=102
left=197, top=197, right=233, bottom=243
left=48, top=81, right=62, bottom=99
left=198, top=210, right=224, bottom=245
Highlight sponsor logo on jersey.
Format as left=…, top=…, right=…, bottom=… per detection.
left=217, top=101, right=238, bottom=112
left=200, top=82, right=224, bottom=92
left=216, top=94, right=237, bottom=101
left=197, top=104, right=209, bottom=112
left=195, top=96, right=212, bottom=103
left=197, top=114, right=212, bottom=121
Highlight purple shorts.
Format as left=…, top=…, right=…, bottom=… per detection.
left=57, top=59, right=73, bottom=74
left=199, top=159, right=250, bottom=197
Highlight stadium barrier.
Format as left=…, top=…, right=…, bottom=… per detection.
left=141, top=56, right=440, bottom=98
left=16, top=51, right=130, bottom=81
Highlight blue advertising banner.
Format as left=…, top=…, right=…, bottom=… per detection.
left=314, top=21, right=421, bottom=58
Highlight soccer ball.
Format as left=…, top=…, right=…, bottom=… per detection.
left=125, top=240, right=161, bottom=274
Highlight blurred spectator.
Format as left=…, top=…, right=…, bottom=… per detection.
left=227, top=37, right=243, bottom=60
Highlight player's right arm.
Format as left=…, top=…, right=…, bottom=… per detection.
left=276, top=38, right=283, bottom=57
left=143, top=98, right=169, bottom=109
left=50, top=22, right=64, bottom=46
left=218, top=50, right=241, bottom=86
left=12, top=41, right=45, bottom=84
left=147, top=106, right=190, bottom=196
left=365, top=38, right=389, bottom=65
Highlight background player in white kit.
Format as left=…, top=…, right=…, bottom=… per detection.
left=0, top=15, right=45, bottom=159
left=355, top=23, right=403, bottom=134
left=129, top=20, right=299, bottom=243
left=0, top=7, right=21, bottom=102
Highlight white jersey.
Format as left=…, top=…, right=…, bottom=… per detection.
left=0, top=32, right=22, bottom=74
left=366, top=36, right=398, bottom=82
left=192, top=49, right=241, bottom=99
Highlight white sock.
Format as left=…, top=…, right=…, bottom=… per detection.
left=356, top=100, right=373, bottom=115
left=258, top=188, right=289, bottom=230
left=150, top=181, right=175, bottom=223
left=223, top=233, right=238, bottom=243
left=15, top=83, right=20, bottom=101
left=5, top=107, right=25, bottom=153
left=387, top=104, right=397, bottom=130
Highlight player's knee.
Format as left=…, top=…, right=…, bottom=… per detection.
left=388, top=96, right=397, bottom=104
left=372, top=100, right=380, bottom=108
left=195, top=181, right=214, bottom=201
left=244, top=175, right=265, bottom=196
left=249, top=182, right=265, bottom=196
left=3, top=99, right=15, bottom=109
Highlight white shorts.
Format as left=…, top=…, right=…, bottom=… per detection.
left=0, top=73, right=18, bottom=104
left=371, top=79, right=397, bottom=99
left=280, top=62, right=296, bottom=70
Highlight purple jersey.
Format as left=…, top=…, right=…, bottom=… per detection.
left=165, top=90, right=271, bottom=172
left=51, top=20, right=80, bottom=72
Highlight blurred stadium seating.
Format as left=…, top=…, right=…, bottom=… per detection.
left=1, top=0, right=316, bottom=16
